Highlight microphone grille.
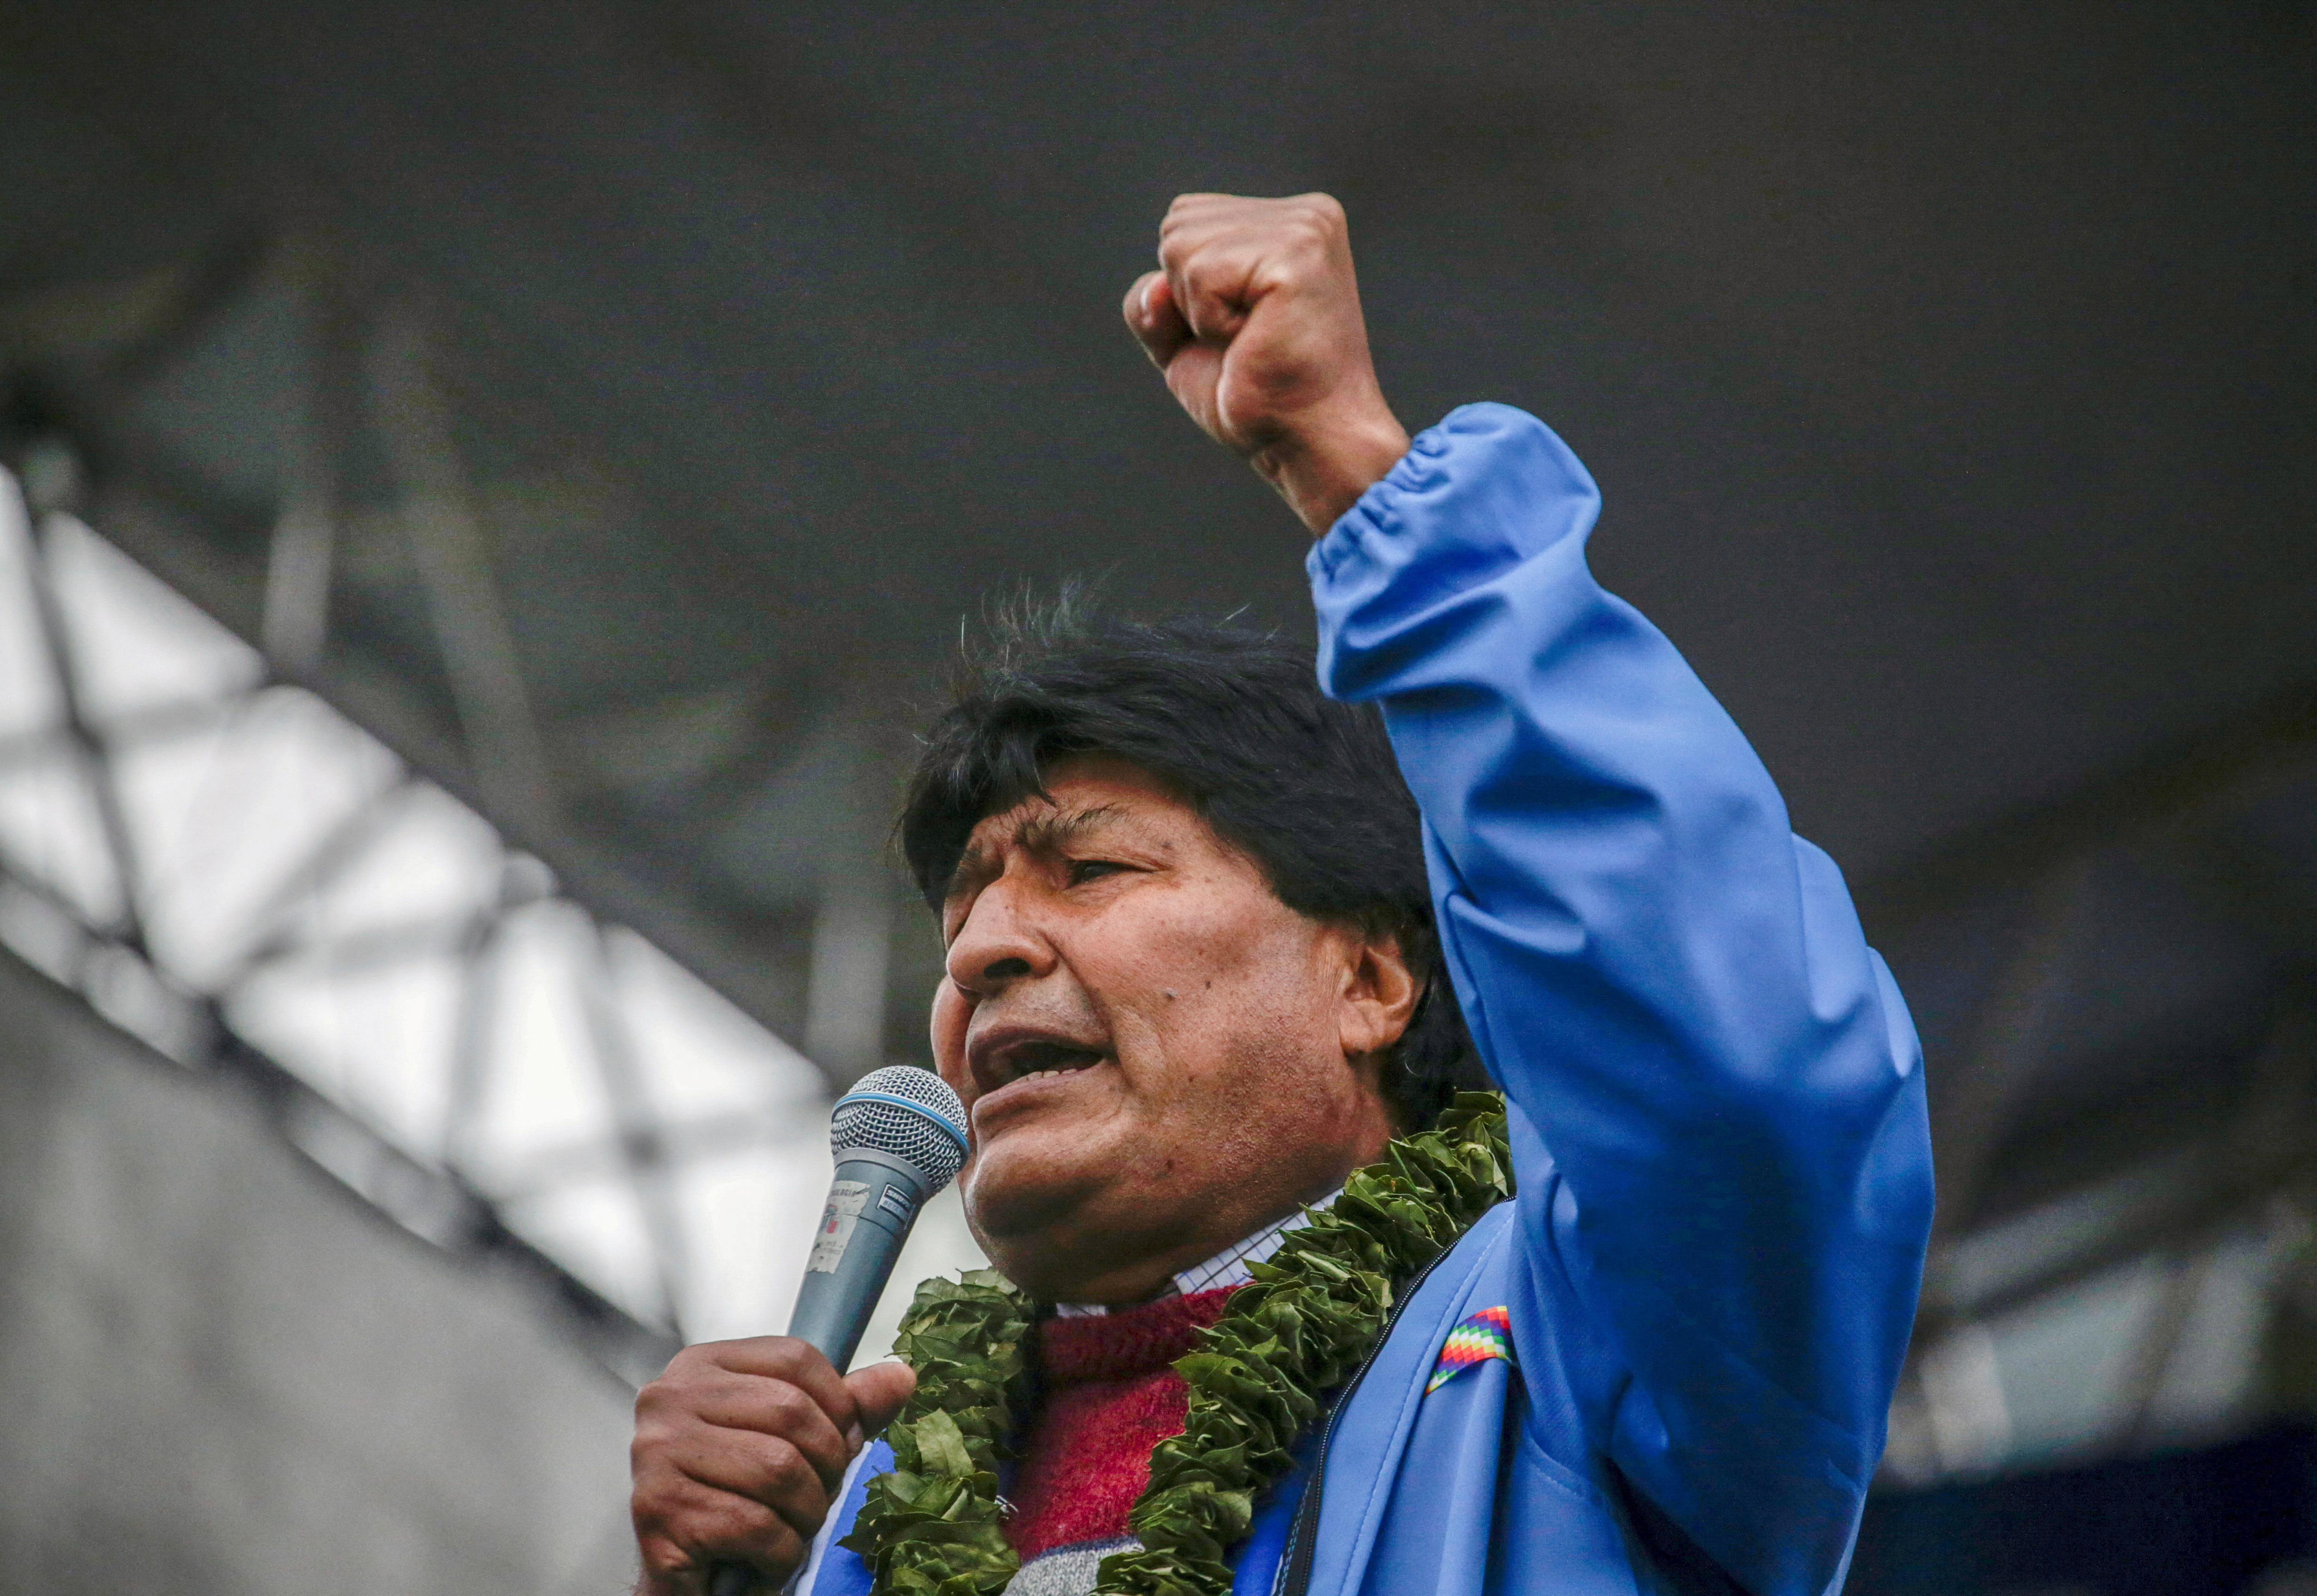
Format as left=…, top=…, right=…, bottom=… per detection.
left=829, top=1066, right=968, bottom=1190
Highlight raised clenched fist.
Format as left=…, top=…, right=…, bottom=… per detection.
left=1125, top=192, right=1410, bottom=534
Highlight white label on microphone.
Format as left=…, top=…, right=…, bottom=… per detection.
left=807, top=1181, right=871, bottom=1275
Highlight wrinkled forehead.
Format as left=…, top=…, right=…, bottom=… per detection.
left=965, top=755, right=1180, bottom=840
left=960, top=794, right=1125, bottom=862
left=944, top=758, right=1217, bottom=897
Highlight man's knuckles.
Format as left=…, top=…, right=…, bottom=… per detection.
left=768, top=1374, right=836, bottom=1425
left=747, top=1432, right=833, bottom=1505
left=633, top=1514, right=784, bottom=1580
left=700, top=1373, right=822, bottom=1434
left=634, top=1467, right=806, bottom=1572
left=637, top=1410, right=837, bottom=1502
left=1159, top=192, right=1345, bottom=257
left=633, top=1481, right=778, bottom=1554
left=638, top=1363, right=844, bottom=1447
left=1159, top=235, right=1345, bottom=340
left=631, top=1390, right=722, bottom=1465
left=701, top=1333, right=832, bottom=1380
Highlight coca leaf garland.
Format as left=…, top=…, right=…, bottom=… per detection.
left=844, top=1094, right=1511, bottom=1596
left=839, top=1270, right=1030, bottom=1596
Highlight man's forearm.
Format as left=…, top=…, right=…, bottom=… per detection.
left=1251, top=410, right=1411, bottom=538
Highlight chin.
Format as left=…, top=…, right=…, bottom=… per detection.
left=959, top=1134, right=1113, bottom=1258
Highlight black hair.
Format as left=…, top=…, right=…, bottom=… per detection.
left=899, top=592, right=1481, bottom=1130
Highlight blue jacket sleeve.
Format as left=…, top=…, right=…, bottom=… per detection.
left=1308, top=405, right=1933, bottom=1596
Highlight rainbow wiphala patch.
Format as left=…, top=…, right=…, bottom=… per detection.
left=1426, top=1306, right=1515, bottom=1394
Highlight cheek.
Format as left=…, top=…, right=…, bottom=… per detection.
left=1107, top=912, right=1334, bottom=1091
left=929, top=982, right=971, bottom=1089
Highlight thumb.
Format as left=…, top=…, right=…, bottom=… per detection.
left=842, top=1359, right=917, bottom=1449
left=1122, top=271, right=1193, bottom=370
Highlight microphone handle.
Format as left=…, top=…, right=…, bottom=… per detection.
left=788, top=1149, right=928, bottom=1372
left=707, top=1151, right=931, bottom=1596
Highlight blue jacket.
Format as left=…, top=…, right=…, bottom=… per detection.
left=799, top=405, right=1934, bottom=1596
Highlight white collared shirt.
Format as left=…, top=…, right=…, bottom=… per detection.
left=1050, top=1188, right=1342, bottom=1318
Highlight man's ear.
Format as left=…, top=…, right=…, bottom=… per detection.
left=1338, top=931, right=1421, bottom=1064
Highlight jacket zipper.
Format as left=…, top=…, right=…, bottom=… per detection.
left=1270, top=1241, right=1462, bottom=1596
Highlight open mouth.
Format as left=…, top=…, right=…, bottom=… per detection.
left=969, top=1029, right=1112, bottom=1100
left=990, top=1040, right=1107, bottom=1084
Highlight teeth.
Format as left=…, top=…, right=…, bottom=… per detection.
left=1008, top=1059, right=1097, bottom=1082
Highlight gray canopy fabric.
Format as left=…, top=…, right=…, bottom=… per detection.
left=1, top=0, right=2310, bottom=1471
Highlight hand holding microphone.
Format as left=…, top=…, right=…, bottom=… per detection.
left=630, top=1068, right=969, bottom=1596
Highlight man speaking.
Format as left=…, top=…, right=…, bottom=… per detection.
left=628, top=194, right=1934, bottom=1596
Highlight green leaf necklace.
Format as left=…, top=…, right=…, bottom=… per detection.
left=840, top=1092, right=1512, bottom=1596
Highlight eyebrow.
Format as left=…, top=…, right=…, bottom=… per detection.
left=944, top=802, right=1127, bottom=903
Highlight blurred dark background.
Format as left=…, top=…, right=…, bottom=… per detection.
left=0, top=1, right=2310, bottom=1590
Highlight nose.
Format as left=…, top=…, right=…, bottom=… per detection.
left=943, top=879, right=1056, bottom=998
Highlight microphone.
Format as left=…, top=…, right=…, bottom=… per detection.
left=707, top=1066, right=969, bottom=1596
left=786, top=1064, right=970, bottom=1372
